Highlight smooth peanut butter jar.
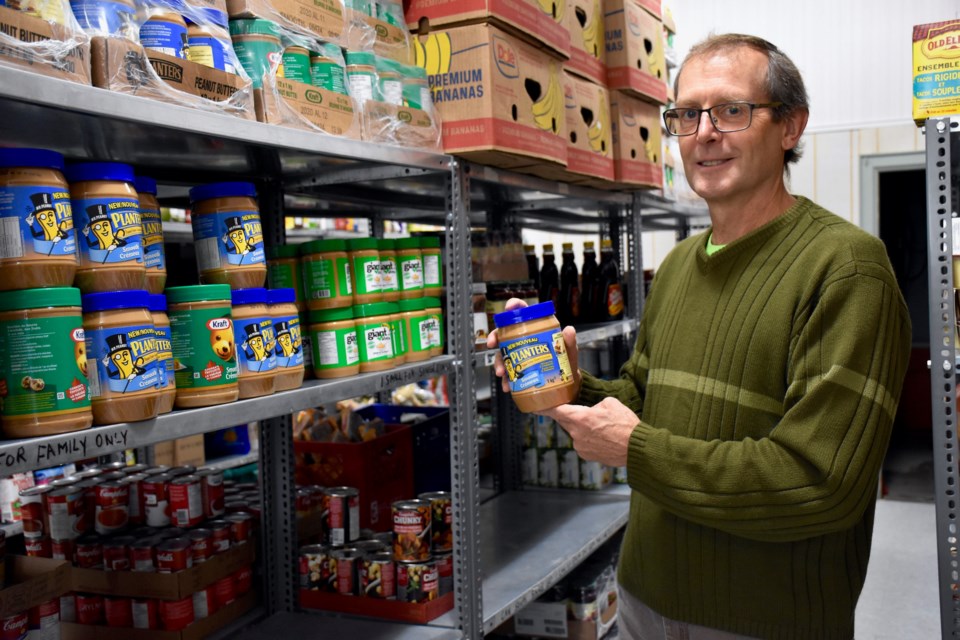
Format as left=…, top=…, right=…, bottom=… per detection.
left=189, top=182, right=267, bottom=290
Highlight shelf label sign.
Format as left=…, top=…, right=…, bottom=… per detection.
left=0, top=428, right=130, bottom=473
left=513, top=601, right=568, bottom=638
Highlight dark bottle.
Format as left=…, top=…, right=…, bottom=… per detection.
left=524, top=244, right=540, bottom=293
left=579, top=240, right=599, bottom=324
left=558, top=242, right=580, bottom=327
left=539, top=244, right=560, bottom=307
left=597, top=239, right=624, bottom=321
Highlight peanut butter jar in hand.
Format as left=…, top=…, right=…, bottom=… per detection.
left=189, top=182, right=266, bottom=290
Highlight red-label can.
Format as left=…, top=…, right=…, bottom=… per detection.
left=1, top=612, right=28, bottom=639
left=191, top=586, right=217, bottom=620
left=122, top=473, right=147, bottom=526
left=75, top=478, right=100, bottom=536
left=332, top=547, right=362, bottom=596
left=102, top=536, right=134, bottom=571
left=436, top=551, right=453, bottom=596
left=28, top=598, right=60, bottom=638
left=168, top=465, right=196, bottom=478
left=131, top=598, right=159, bottom=629
left=197, top=468, right=225, bottom=519
left=207, top=519, right=232, bottom=553
left=104, top=596, right=133, bottom=628
left=323, top=487, right=359, bottom=547
left=299, top=544, right=330, bottom=591
left=75, top=534, right=103, bottom=569
left=51, top=538, right=74, bottom=563
left=94, top=481, right=129, bottom=535
left=212, top=575, right=236, bottom=609
left=75, top=593, right=104, bottom=625
left=46, top=486, right=83, bottom=541
left=187, top=529, right=213, bottom=564
left=141, top=474, right=171, bottom=528
left=156, top=537, right=192, bottom=573
left=225, top=512, right=253, bottom=545
left=59, top=594, right=76, bottom=623
left=419, top=491, right=453, bottom=554
left=129, top=537, right=157, bottom=572
left=295, top=487, right=312, bottom=518
left=122, top=464, right=149, bottom=475
left=168, top=476, right=203, bottom=528
left=397, top=560, right=439, bottom=603
left=18, top=485, right=52, bottom=539
left=159, top=596, right=194, bottom=631
left=361, top=551, right=396, bottom=599
left=24, top=536, right=51, bottom=558
left=233, top=565, right=253, bottom=595
left=392, top=499, right=431, bottom=562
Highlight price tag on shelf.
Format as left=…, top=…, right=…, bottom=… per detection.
left=513, top=601, right=568, bottom=638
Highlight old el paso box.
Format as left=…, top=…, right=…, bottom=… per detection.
left=565, top=0, right=605, bottom=86
left=610, top=89, right=661, bottom=187
left=417, top=23, right=567, bottom=168
left=603, top=0, right=666, bottom=104
left=405, top=0, right=569, bottom=59
left=913, top=20, right=960, bottom=125
left=0, top=6, right=90, bottom=84
left=564, top=71, right=613, bottom=180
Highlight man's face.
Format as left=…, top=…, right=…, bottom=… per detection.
left=675, top=47, right=794, bottom=207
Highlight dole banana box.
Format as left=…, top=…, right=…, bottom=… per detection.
left=416, top=23, right=567, bottom=168
left=565, top=0, right=606, bottom=86
left=610, top=89, right=661, bottom=187
left=604, top=0, right=666, bottom=104
left=405, top=0, right=570, bottom=60
left=912, top=20, right=960, bottom=125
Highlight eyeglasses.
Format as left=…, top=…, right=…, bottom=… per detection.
left=662, top=102, right=783, bottom=136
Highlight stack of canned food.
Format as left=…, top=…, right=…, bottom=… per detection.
left=299, top=489, right=453, bottom=605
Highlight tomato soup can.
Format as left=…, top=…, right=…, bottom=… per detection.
left=168, top=475, right=203, bottom=528
left=322, top=486, right=359, bottom=547
left=156, top=537, right=192, bottom=573
left=122, top=473, right=147, bottom=526
left=159, top=596, right=194, bottom=631
left=212, top=575, right=236, bottom=608
left=75, top=534, right=103, bottom=568
left=331, top=547, right=362, bottom=596
left=94, top=480, right=129, bottom=535
left=141, top=474, right=171, bottom=528
left=1, top=612, right=28, bottom=638
left=75, top=594, right=104, bottom=625
left=24, top=536, right=51, bottom=558
left=129, top=536, right=157, bottom=572
left=104, top=595, right=133, bottom=628
left=225, top=512, right=253, bottom=545
left=132, top=598, right=159, bottom=629
left=102, top=536, right=133, bottom=571
left=207, top=519, right=232, bottom=553
left=19, top=485, right=52, bottom=539
left=59, top=594, right=76, bottom=623
left=192, top=586, right=217, bottom=620
left=50, top=538, right=74, bottom=563
left=234, top=565, right=253, bottom=595
left=188, top=528, right=213, bottom=564
left=27, top=598, right=59, bottom=638
left=46, top=486, right=83, bottom=541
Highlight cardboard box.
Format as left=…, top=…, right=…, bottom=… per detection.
left=153, top=435, right=206, bottom=467
left=912, top=20, right=960, bottom=125
left=227, top=0, right=344, bottom=43
left=61, top=590, right=256, bottom=640
left=633, top=0, right=659, bottom=18
left=71, top=539, right=254, bottom=599
left=361, top=100, right=441, bottom=149
left=610, top=89, right=661, bottom=188
left=254, top=78, right=361, bottom=138
left=416, top=24, right=567, bottom=169
left=603, top=0, right=667, bottom=105
left=0, top=556, right=71, bottom=618
left=0, top=6, right=91, bottom=84
left=565, top=0, right=606, bottom=86
left=345, top=6, right=412, bottom=64
left=564, top=71, right=613, bottom=181
left=91, top=37, right=253, bottom=118
left=406, top=0, right=570, bottom=60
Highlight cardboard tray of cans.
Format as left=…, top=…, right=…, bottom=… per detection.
left=61, top=590, right=257, bottom=640
left=0, top=556, right=72, bottom=618
left=299, top=589, right=453, bottom=624
left=71, top=540, right=255, bottom=600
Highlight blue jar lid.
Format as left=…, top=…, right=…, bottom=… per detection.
left=231, top=287, right=267, bottom=306
left=266, top=288, right=296, bottom=305
left=64, top=162, right=135, bottom=184
left=0, top=148, right=65, bottom=171
left=147, top=293, right=167, bottom=312
left=493, top=301, right=556, bottom=329
left=134, top=176, right=157, bottom=195
left=189, top=181, right=257, bottom=202
left=82, top=290, right=151, bottom=312
left=185, top=7, right=228, bottom=27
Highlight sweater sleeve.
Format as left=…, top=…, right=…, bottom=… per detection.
left=577, top=317, right=647, bottom=415
left=626, top=263, right=911, bottom=542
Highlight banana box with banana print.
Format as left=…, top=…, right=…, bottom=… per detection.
left=603, top=0, right=666, bottom=105
left=610, top=89, right=661, bottom=187
left=405, top=0, right=570, bottom=60
left=565, top=0, right=606, bottom=86
left=415, top=24, right=568, bottom=168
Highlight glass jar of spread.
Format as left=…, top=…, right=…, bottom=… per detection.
left=230, top=288, right=277, bottom=399
left=397, top=298, right=430, bottom=363
left=267, top=288, right=304, bottom=392
left=66, top=162, right=145, bottom=294
left=0, top=149, right=78, bottom=291
left=395, top=238, right=423, bottom=299
left=386, top=302, right=406, bottom=365
left=310, top=43, right=347, bottom=94
left=134, top=176, right=167, bottom=295
left=189, top=182, right=266, bottom=290
left=423, top=297, right=444, bottom=357
left=0, top=287, right=92, bottom=438
left=347, top=238, right=383, bottom=304
left=139, top=10, right=188, bottom=59
left=353, top=302, right=396, bottom=373
left=81, top=290, right=161, bottom=425
left=230, top=18, right=284, bottom=89
left=308, top=307, right=360, bottom=379
left=165, top=285, right=239, bottom=408
left=186, top=10, right=235, bottom=74
left=69, top=0, right=137, bottom=37
left=377, top=239, right=399, bottom=302
left=420, top=236, right=443, bottom=297
left=281, top=45, right=311, bottom=84
left=300, top=239, right=353, bottom=311
left=266, top=244, right=305, bottom=312
left=345, top=51, right=379, bottom=103
left=494, top=301, right=577, bottom=413
left=149, top=293, right=176, bottom=415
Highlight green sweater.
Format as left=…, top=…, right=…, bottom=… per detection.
left=579, top=197, right=911, bottom=640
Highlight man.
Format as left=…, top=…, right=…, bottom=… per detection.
left=489, top=34, right=911, bottom=639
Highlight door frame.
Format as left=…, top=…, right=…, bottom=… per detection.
left=859, top=151, right=925, bottom=237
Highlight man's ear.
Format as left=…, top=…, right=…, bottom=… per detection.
left=782, top=107, right=809, bottom=152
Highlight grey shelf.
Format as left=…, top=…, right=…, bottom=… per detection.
left=472, top=319, right=637, bottom=368
left=480, top=489, right=630, bottom=634
left=205, top=451, right=260, bottom=472
left=0, top=356, right=454, bottom=476
left=233, top=611, right=463, bottom=640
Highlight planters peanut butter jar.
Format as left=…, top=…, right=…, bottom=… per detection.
left=189, top=182, right=266, bottom=290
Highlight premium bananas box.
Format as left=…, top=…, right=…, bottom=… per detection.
left=565, top=0, right=606, bottom=86
left=912, top=20, right=960, bottom=125
left=405, top=0, right=570, bottom=59
left=604, top=0, right=667, bottom=104
left=416, top=23, right=567, bottom=168
left=610, top=89, right=661, bottom=187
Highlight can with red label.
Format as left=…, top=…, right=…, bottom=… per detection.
left=24, top=536, right=51, bottom=558
left=129, top=537, right=157, bottom=572
left=122, top=473, right=147, bottom=526
left=436, top=551, right=453, bottom=596
left=1, top=611, right=28, bottom=638
left=104, top=596, right=133, bottom=628
left=361, top=551, right=396, bottom=599
left=100, top=462, right=127, bottom=473
left=94, top=481, right=129, bottom=535
left=156, top=527, right=186, bottom=540
left=192, top=586, right=217, bottom=620
left=75, top=593, right=104, bottom=625
left=323, top=487, right=359, bottom=547
left=141, top=475, right=171, bottom=528
left=207, top=520, right=232, bottom=553
left=159, top=596, right=194, bottom=631
left=97, top=471, right=125, bottom=483
left=75, top=534, right=104, bottom=569
left=59, top=594, right=76, bottom=623
left=234, top=565, right=253, bottom=595
left=168, top=476, right=203, bottom=528
left=196, top=467, right=225, bottom=519
left=46, top=486, right=83, bottom=541
left=49, top=476, right=78, bottom=489
left=225, top=512, right=253, bottom=545
left=332, top=547, right=362, bottom=596
left=123, top=464, right=149, bottom=475
left=397, top=560, right=439, bottom=603
left=212, top=575, right=236, bottom=608
left=187, top=529, right=213, bottom=564
left=392, top=499, right=431, bottom=562
left=51, top=538, right=74, bottom=563
left=419, top=491, right=453, bottom=554
left=132, top=598, right=159, bottom=629
left=74, top=467, right=103, bottom=480
left=102, top=536, right=134, bottom=571
left=299, top=544, right=330, bottom=590
left=27, top=598, right=59, bottom=639
left=75, top=478, right=100, bottom=535
left=168, top=465, right=196, bottom=478
left=295, top=487, right=312, bottom=519
left=156, top=537, right=192, bottom=573
left=19, top=485, right=52, bottom=539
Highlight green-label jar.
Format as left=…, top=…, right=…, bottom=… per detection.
left=310, top=43, right=347, bottom=94
left=267, top=244, right=305, bottom=312
left=395, top=237, right=423, bottom=299
left=386, top=302, right=406, bottom=365
left=282, top=45, right=312, bottom=84
left=423, top=296, right=444, bottom=357
left=165, top=284, right=239, bottom=409
left=420, top=236, right=443, bottom=297
left=378, top=238, right=399, bottom=302
left=353, top=302, right=396, bottom=372
left=300, top=238, right=353, bottom=311
left=397, top=297, right=429, bottom=363
left=0, top=287, right=92, bottom=439
left=229, top=18, right=284, bottom=89
left=345, top=50, right=379, bottom=103
left=308, top=307, right=360, bottom=379
left=347, top=238, right=383, bottom=304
